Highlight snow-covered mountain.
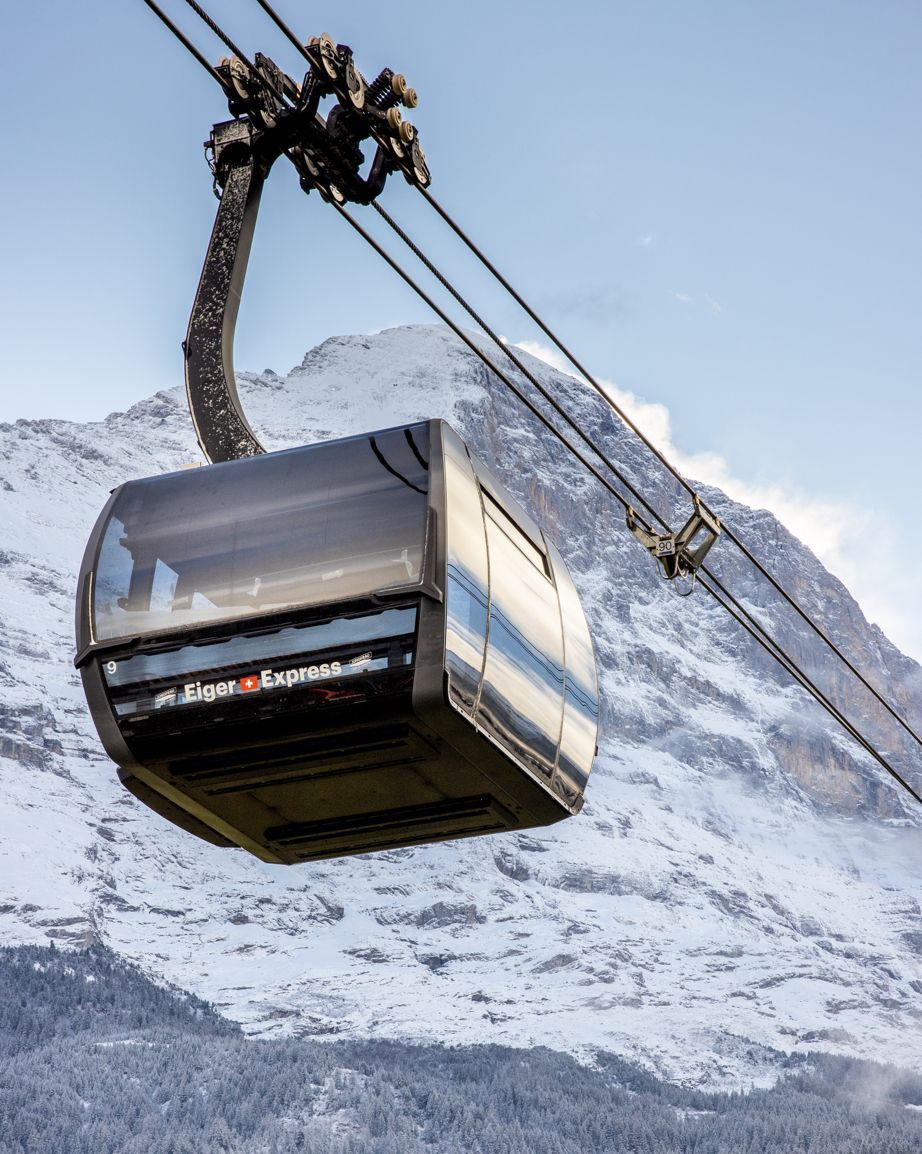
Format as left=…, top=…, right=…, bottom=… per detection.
left=1, top=325, right=919, bottom=1089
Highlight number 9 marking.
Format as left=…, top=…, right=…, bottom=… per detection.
left=105, top=661, right=118, bottom=675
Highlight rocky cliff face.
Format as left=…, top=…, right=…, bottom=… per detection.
left=0, top=325, right=919, bottom=1088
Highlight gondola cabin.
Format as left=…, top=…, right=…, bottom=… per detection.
left=75, top=420, right=599, bottom=863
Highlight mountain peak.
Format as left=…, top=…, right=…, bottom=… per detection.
left=0, top=324, right=918, bottom=1088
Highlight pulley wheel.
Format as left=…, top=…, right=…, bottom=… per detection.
left=345, top=61, right=366, bottom=110
left=229, top=57, right=250, bottom=102
left=317, top=33, right=339, bottom=80
left=257, top=105, right=278, bottom=130
left=411, top=139, right=430, bottom=186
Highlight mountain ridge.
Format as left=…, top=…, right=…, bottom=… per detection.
left=0, top=324, right=919, bottom=1089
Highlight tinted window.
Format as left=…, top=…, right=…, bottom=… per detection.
left=93, top=425, right=429, bottom=642
left=481, top=490, right=548, bottom=575
left=102, top=606, right=417, bottom=717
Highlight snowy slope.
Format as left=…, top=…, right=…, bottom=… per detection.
left=0, top=325, right=920, bottom=1089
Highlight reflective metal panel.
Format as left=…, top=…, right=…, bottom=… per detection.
left=477, top=517, right=564, bottom=778
left=550, top=545, right=599, bottom=801
left=443, top=440, right=489, bottom=712
left=92, top=425, right=429, bottom=642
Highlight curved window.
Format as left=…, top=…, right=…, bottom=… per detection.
left=93, top=426, right=430, bottom=643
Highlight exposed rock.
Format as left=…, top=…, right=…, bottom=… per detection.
left=0, top=325, right=919, bottom=1090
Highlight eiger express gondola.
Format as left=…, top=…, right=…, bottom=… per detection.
left=75, top=421, right=598, bottom=862
left=75, top=34, right=598, bottom=862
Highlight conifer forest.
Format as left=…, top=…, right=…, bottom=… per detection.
left=2, top=945, right=921, bottom=1153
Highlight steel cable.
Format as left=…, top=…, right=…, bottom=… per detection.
left=251, top=0, right=313, bottom=62
left=372, top=201, right=674, bottom=538
left=329, top=200, right=646, bottom=527
left=374, top=196, right=922, bottom=799
left=698, top=574, right=922, bottom=806
left=339, top=198, right=922, bottom=803
left=416, top=187, right=922, bottom=760
left=339, top=200, right=921, bottom=807
left=140, top=0, right=231, bottom=89
left=180, top=0, right=259, bottom=76
left=134, top=0, right=922, bottom=806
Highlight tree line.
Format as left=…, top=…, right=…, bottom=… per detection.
left=1, top=944, right=920, bottom=1153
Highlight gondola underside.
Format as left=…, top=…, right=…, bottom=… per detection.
left=110, top=661, right=572, bottom=864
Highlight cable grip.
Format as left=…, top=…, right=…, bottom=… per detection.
left=627, top=495, right=721, bottom=582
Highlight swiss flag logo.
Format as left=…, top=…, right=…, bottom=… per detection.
left=239, top=675, right=260, bottom=693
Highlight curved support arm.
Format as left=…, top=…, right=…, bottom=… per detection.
left=184, top=122, right=268, bottom=463
left=183, top=37, right=430, bottom=465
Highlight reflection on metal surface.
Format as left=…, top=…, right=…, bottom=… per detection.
left=477, top=517, right=564, bottom=777
left=482, top=490, right=548, bottom=576
left=103, top=607, right=418, bottom=718
left=443, top=442, right=490, bottom=714
left=440, top=427, right=599, bottom=805
left=446, top=568, right=489, bottom=711
left=550, top=542, right=599, bottom=800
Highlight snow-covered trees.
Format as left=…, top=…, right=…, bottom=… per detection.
left=1, top=945, right=919, bottom=1153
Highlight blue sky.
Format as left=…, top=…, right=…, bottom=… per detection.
left=2, top=1, right=920, bottom=658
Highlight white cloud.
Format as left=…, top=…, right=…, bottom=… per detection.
left=512, top=340, right=573, bottom=375
left=672, top=291, right=695, bottom=305
left=635, top=233, right=654, bottom=248
left=513, top=339, right=922, bottom=664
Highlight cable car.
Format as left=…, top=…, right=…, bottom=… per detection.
left=75, top=419, right=599, bottom=863
left=73, top=39, right=599, bottom=863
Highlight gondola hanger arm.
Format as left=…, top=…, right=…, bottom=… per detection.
left=183, top=35, right=430, bottom=464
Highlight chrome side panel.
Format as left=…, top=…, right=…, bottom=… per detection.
left=441, top=426, right=489, bottom=714
left=548, top=540, right=600, bottom=805
left=476, top=514, right=565, bottom=780
left=439, top=423, right=597, bottom=810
